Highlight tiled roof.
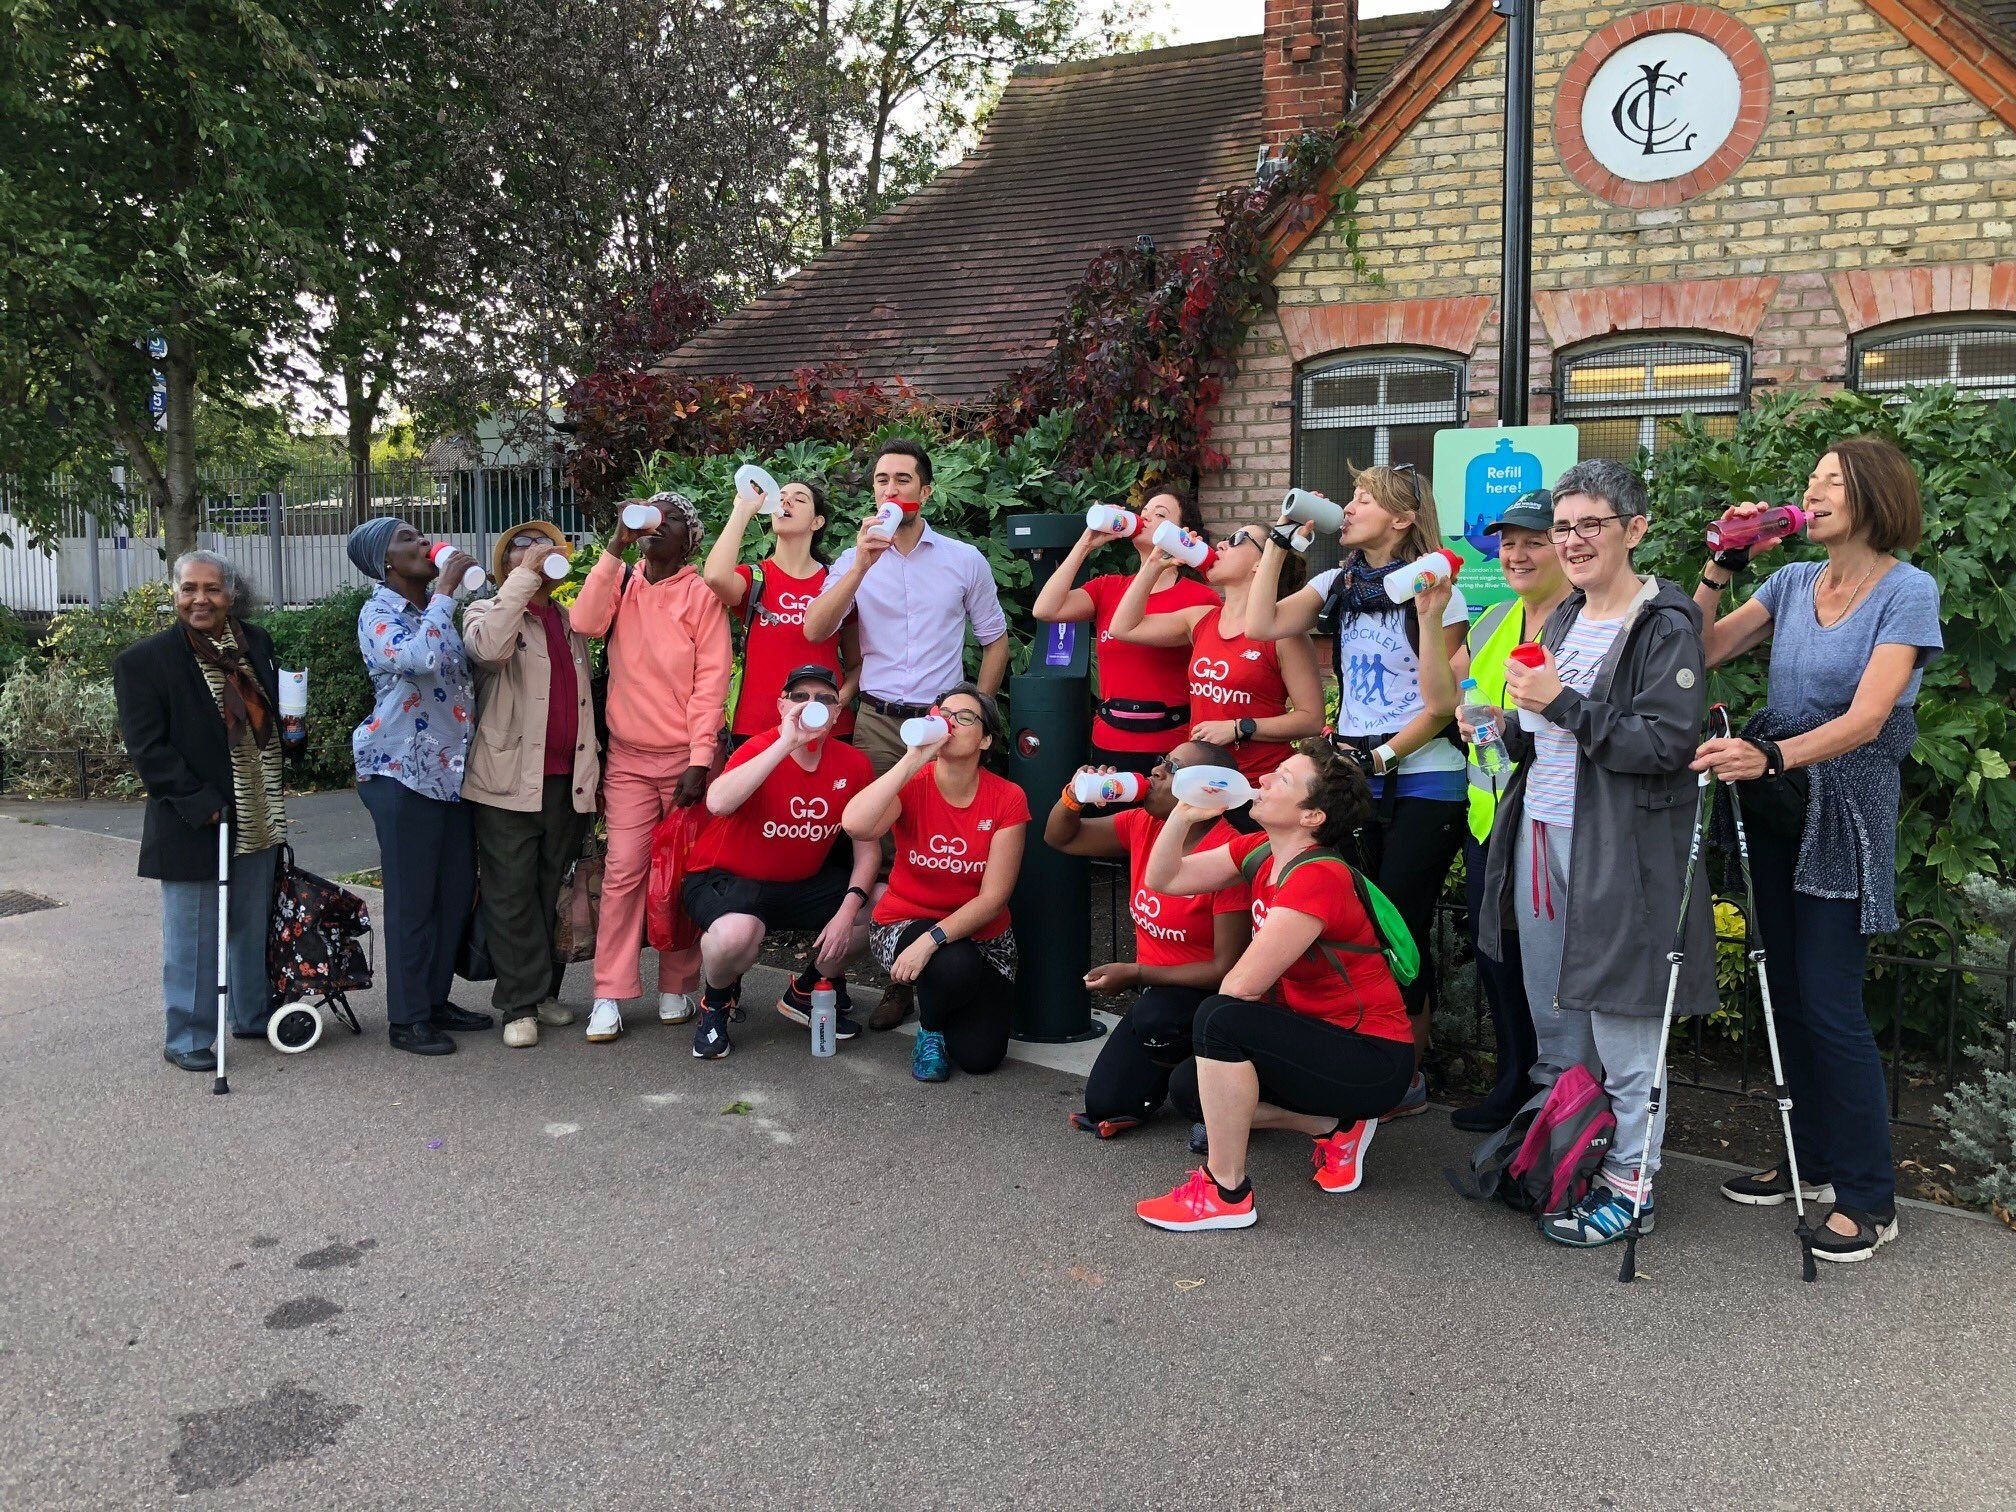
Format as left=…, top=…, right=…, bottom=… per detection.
left=660, top=14, right=1444, bottom=401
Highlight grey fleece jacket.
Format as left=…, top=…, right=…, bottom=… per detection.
left=1478, top=575, right=1715, bottom=1019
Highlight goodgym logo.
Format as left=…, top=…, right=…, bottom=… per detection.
left=912, top=832, right=981, bottom=873
left=788, top=796, right=829, bottom=821
left=1191, top=657, right=1231, bottom=683
left=764, top=792, right=837, bottom=841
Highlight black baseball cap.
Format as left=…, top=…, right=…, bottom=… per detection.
left=782, top=664, right=841, bottom=693
left=1484, top=488, right=1554, bottom=536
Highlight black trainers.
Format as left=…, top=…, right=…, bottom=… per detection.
left=1720, top=1167, right=1836, bottom=1207
left=1809, top=1206, right=1899, bottom=1263
left=692, top=997, right=743, bottom=1060
left=431, top=1001, right=494, bottom=1032
left=1188, top=1122, right=1209, bottom=1156
left=780, top=978, right=859, bottom=1040
left=390, top=1022, right=456, bottom=1056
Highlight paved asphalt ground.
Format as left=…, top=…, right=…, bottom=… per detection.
left=4, top=814, right=2015, bottom=1508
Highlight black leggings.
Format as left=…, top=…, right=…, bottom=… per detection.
left=1083, top=984, right=1208, bottom=1122
left=1170, top=994, right=1415, bottom=1124
left=894, top=920, right=1013, bottom=1074
left=1357, top=794, right=1465, bottom=1019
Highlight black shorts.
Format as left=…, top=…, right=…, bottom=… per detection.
left=681, top=863, right=851, bottom=935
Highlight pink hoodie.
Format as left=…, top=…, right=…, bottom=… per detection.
left=570, top=553, right=731, bottom=766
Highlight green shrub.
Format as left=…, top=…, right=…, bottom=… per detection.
left=0, top=608, right=37, bottom=680
left=1938, top=1023, right=2016, bottom=1219
left=253, top=587, right=373, bottom=789
left=39, top=580, right=175, bottom=679
left=0, top=662, right=139, bottom=798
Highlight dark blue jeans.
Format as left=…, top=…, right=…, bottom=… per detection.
left=1749, top=821, right=1893, bottom=1212
left=359, top=777, right=476, bottom=1028
left=1465, top=832, right=1535, bottom=1112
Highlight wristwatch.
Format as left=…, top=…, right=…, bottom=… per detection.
left=927, top=924, right=950, bottom=947
left=1235, top=717, right=1258, bottom=743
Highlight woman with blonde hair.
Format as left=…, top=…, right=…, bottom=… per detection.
left=1247, top=465, right=1469, bottom=1111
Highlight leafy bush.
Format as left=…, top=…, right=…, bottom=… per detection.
left=0, top=608, right=37, bottom=680
left=253, top=587, right=373, bottom=789
left=1938, top=1024, right=2016, bottom=1222
left=0, top=662, right=139, bottom=798
left=39, top=580, right=175, bottom=679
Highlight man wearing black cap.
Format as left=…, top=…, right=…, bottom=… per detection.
left=678, top=664, right=880, bottom=1058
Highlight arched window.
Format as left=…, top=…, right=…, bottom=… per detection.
left=1851, top=319, right=2016, bottom=401
left=1555, top=337, right=1749, bottom=464
left=1294, top=352, right=1465, bottom=570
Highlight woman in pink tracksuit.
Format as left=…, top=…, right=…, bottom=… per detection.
left=570, top=491, right=732, bottom=1044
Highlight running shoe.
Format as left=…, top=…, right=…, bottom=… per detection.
left=911, top=1029, right=951, bottom=1082
left=1135, top=1168, right=1256, bottom=1232
left=1541, top=1186, right=1652, bottom=1247
left=1720, top=1168, right=1836, bottom=1207
left=1380, top=1072, right=1428, bottom=1121
left=585, top=998, right=623, bottom=1043
left=659, top=992, right=698, bottom=1025
left=1311, top=1119, right=1377, bottom=1194
left=778, top=979, right=863, bottom=1043
left=691, top=997, right=743, bottom=1060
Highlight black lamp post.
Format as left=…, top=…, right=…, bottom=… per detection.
left=1496, top=0, right=1537, bottom=427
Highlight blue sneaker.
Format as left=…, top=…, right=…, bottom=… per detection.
left=1542, top=1186, right=1653, bottom=1247
left=692, top=998, right=742, bottom=1060
left=1188, top=1122, right=1209, bottom=1156
left=911, top=1029, right=951, bottom=1082
left=1380, top=1072, right=1428, bottom=1121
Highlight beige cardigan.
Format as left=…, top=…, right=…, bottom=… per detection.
left=461, top=566, right=599, bottom=813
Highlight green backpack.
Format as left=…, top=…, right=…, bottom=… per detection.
left=1236, top=841, right=1421, bottom=988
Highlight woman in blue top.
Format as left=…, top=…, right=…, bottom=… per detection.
left=1692, top=436, right=1944, bottom=1264
left=347, top=518, right=490, bottom=1057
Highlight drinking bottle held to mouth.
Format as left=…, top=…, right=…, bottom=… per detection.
left=1706, top=504, right=1806, bottom=553
left=1072, top=770, right=1144, bottom=805
left=901, top=714, right=949, bottom=747
left=866, top=500, right=906, bottom=540
left=1169, top=764, right=1256, bottom=811
left=429, top=542, right=485, bottom=594
left=1085, top=503, right=1141, bottom=538
left=621, top=500, right=662, bottom=532
left=1150, top=520, right=1216, bottom=572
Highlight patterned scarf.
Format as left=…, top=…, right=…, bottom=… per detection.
left=1331, top=550, right=1409, bottom=613
left=186, top=621, right=275, bottom=751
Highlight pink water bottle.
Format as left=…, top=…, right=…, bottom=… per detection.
left=1085, top=504, right=1141, bottom=538
left=1706, top=504, right=1806, bottom=553
left=1151, top=520, right=1216, bottom=572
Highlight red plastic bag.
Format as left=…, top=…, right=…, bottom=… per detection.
left=646, top=804, right=707, bottom=953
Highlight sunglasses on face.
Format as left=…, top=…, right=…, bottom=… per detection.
left=1548, top=515, right=1623, bottom=542
left=1222, top=530, right=1262, bottom=553
left=1153, top=754, right=1186, bottom=775
left=784, top=690, right=839, bottom=706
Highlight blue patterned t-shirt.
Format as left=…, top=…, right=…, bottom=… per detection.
left=352, top=584, right=475, bottom=801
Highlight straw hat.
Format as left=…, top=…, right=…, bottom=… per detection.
left=493, top=520, right=572, bottom=584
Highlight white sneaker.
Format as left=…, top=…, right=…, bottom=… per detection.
left=536, top=998, right=576, bottom=1028
left=503, top=1017, right=539, bottom=1049
left=585, top=999, right=624, bottom=1042
left=658, top=992, right=697, bottom=1025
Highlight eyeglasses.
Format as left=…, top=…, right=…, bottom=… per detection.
left=508, top=535, right=542, bottom=551
left=783, top=690, right=839, bottom=706
left=1547, top=515, right=1624, bottom=542
left=1154, top=753, right=1186, bottom=774
left=939, top=707, right=982, bottom=728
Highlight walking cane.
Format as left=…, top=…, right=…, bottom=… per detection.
left=213, top=818, right=231, bottom=1097
left=1724, top=738, right=1819, bottom=1282
left=1618, top=721, right=1719, bottom=1285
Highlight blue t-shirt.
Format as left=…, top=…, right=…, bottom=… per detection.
left=1751, top=560, right=1943, bottom=725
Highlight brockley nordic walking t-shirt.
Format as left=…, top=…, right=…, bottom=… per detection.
left=1314, top=570, right=1470, bottom=800
left=1081, top=571, right=1221, bottom=754
left=684, top=728, right=872, bottom=882
left=1188, top=606, right=1293, bottom=780
left=1522, top=612, right=1625, bottom=827
left=1112, top=808, right=1250, bottom=968
left=873, top=764, right=1031, bottom=941
left=1228, top=831, right=1409, bottom=1042
left=730, top=560, right=855, bottom=739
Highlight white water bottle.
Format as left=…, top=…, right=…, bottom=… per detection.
left=810, top=979, right=837, bottom=1058
left=1072, top=770, right=1144, bottom=805
left=901, top=714, right=948, bottom=747
left=1151, top=519, right=1216, bottom=571
left=1279, top=487, right=1343, bottom=534
left=620, top=500, right=662, bottom=532
left=429, top=542, right=485, bottom=595
left=798, top=699, right=832, bottom=732
left=1085, top=503, right=1141, bottom=538
left=866, top=500, right=905, bottom=540
left=735, top=463, right=782, bottom=516
left=1461, top=677, right=1509, bottom=777
left=1170, top=763, right=1257, bottom=811
left=1383, top=548, right=1464, bottom=603
left=539, top=551, right=571, bottom=581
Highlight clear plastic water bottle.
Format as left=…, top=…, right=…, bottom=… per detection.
left=1461, top=677, right=1508, bottom=777
left=810, top=979, right=837, bottom=1058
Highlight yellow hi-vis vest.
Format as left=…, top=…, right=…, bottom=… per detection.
left=1465, top=597, right=1526, bottom=843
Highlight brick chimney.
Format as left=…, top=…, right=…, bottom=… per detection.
left=1263, top=0, right=1357, bottom=148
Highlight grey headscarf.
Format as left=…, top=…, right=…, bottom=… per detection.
left=347, top=517, right=403, bottom=582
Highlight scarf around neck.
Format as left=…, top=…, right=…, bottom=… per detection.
left=186, top=621, right=275, bottom=751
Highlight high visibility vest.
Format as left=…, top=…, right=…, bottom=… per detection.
left=1464, top=598, right=1525, bottom=843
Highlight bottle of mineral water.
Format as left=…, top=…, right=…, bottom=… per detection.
left=810, top=980, right=837, bottom=1058
left=1461, top=677, right=1508, bottom=777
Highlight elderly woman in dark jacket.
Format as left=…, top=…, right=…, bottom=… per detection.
left=114, top=551, right=288, bottom=1071
left=1478, top=460, right=1711, bottom=1249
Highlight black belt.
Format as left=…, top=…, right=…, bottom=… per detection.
left=1095, top=697, right=1189, bottom=733
left=862, top=694, right=934, bottom=719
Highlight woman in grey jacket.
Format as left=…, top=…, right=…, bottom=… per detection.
left=1478, top=459, right=1711, bottom=1248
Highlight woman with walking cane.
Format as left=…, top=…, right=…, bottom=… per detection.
left=1474, top=459, right=1713, bottom=1249
left=1691, top=437, right=1943, bottom=1264
left=115, top=551, right=289, bottom=1073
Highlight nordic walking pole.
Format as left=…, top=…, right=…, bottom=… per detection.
left=1619, top=717, right=1719, bottom=1285
left=213, top=818, right=231, bottom=1097
left=1726, top=755, right=1819, bottom=1282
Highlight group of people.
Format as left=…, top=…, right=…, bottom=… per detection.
left=117, top=430, right=1941, bottom=1265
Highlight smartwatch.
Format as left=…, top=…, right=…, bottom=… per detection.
left=1236, top=717, right=1258, bottom=743
left=927, top=924, right=950, bottom=947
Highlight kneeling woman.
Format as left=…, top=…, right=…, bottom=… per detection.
left=1043, top=741, right=1254, bottom=1135
left=841, top=684, right=1028, bottom=1081
left=1134, top=742, right=1415, bottom=1230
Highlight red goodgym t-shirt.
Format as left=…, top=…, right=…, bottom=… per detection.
left=1188, top=606, right=1294, bottom=780
left=1112, top=808, right=1250, bottom=968
left=1081, top=572, right=1221, bottom=754
left=731, top=560, right=855, bottom=739
left=684, top=729, right=872, bottom=882
left=1227, top=831, right=1409, bottom=1042
left=873, top=765, right=1031, bottom=942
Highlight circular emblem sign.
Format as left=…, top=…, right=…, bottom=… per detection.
left=1557, top=5, right=1771, bottom=209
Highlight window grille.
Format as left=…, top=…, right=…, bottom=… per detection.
left=1852, top=323, right=2016, bottom=402
left=1295, top=354, right=1465, bottom=572
left=1555, top=339, right=1748, bottom=465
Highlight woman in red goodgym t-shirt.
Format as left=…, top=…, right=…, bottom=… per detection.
left=1042, top=739, right=1255, bottom=1136
left=1130, top=740, right=1414, bottom=1233
left=840, top=683, right=1028, bottom=1082
left=1031, top=487, right=1222, bottom=777
left=701, top=476, right=860, bottom=745
left=1106, top=521, right=1323, bottom=781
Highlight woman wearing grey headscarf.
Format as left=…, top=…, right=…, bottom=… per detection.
left=348, top=519, right=488, bottom=1057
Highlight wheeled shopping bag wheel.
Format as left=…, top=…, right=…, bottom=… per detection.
left=268, top=1002, right=324, bottom=1054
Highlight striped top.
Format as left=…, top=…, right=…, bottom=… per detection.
left=198, top=627, right=287, bottom=856
left=1522, top=613, right=1624, bottom=828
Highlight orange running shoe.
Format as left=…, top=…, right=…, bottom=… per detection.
left=1311, top=1118, right=1377, bottom=1194
left=1135, top=1168, right=1256, bottom=1232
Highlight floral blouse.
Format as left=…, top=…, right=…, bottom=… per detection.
left=352, top=584, right=475, bottom=801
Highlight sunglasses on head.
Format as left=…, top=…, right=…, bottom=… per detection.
left=1391, top=462, right=1424, bottom=505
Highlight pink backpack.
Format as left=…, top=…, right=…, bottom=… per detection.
left=1505, top=1066, right=1617, bottom=1215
